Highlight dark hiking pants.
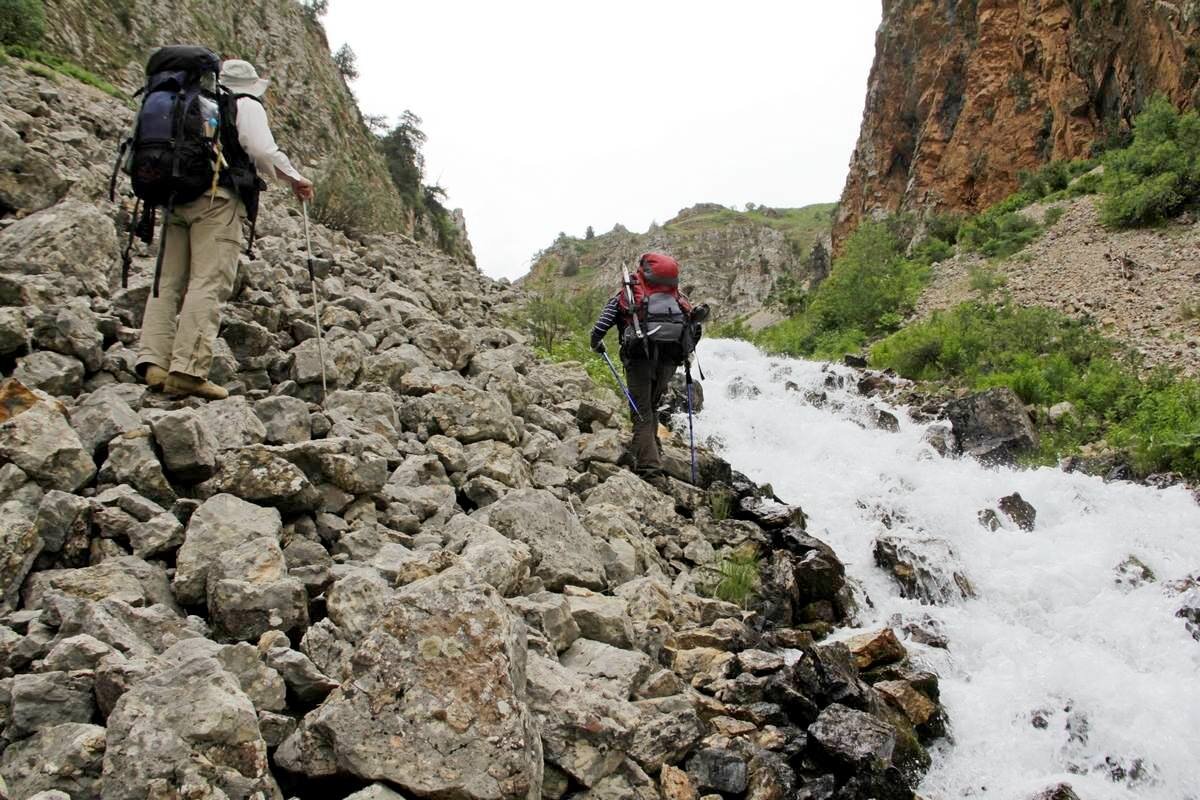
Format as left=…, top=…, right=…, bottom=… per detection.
left=622, top=355, right=678, bottom=470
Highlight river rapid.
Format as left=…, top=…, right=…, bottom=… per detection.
left=689, top=339, right=1200, bottom=800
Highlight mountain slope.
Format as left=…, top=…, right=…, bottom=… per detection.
left=37, top=0, right=467, bottom=253
left=524, top=202, right=835, bottom=324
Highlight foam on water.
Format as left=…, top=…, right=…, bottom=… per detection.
left=689, top=339, right=1200, bottom=800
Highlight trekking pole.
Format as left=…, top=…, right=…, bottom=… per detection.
left=600, top=350, right=642, bottom=421
left=685, top=359, right=698, bottom=484
left=301, top=201, right=329, bottom=398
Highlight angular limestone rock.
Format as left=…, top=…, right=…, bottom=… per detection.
left=474, top=489, right=607, bottom=591
left=101, top=654, right=279, bottom=800
left=0, top=380, right=95, bottom=492
left=0, top=722, right=106, bottom=799
left=173, top=494, right=283, bottom=607
left=278, top=569, right=541, bottom=799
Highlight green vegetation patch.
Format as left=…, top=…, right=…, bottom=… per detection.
left=753, top=219, right=932, bottom=360
left=0, top=0, right=44, bottom=48
left=4, top=44, right=125, bottom=98
left=712, top=546, right=761, bottom=608
left=1100, top=96, right=1200, bottom=228
left=870, top=302, right=1200, bottom=477
left=517, top=287, right=622, bottom=397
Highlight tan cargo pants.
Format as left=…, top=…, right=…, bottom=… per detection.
left=136, top=188, right=244, bottom=379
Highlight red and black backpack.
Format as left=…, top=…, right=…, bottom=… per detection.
left=619, top=253, right=696, bottom=359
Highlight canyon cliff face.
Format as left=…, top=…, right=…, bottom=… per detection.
left=835, top=0, right=1200, bottom=247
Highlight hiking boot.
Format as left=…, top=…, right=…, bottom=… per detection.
left=635, top=465, right=665, bottom=481
left=141, top=364, right=168, bottom=391
left=164, top=372, right=229, bottom=400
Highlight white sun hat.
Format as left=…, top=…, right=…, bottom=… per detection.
left=219, top=59, right=270, bottom=97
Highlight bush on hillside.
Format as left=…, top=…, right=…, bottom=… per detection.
left=1101, top=96, right=1200, bottom=227
left=0, top=0, right=44, bottom=47
left=869, top=302, right=1200, bottom=477
left=755, top=219, right=928, bottom=359
left=309, top=157, right=376, bottom=235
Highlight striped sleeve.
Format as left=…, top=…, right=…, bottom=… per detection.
left=590, top=295, right=621, bottom=342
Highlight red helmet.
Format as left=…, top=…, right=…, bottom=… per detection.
left=639, top=253, right=679, bottom=287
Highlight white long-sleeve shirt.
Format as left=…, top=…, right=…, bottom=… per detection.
left=234, top=96, right=304, bottom=186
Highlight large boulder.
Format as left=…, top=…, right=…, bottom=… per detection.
left=525, top=653, right=639, bottom=787
left=473, top=489, right=607, bottom=591
left=0, top=501, right=40, bottom=613
left=0, top=380, right=95, bottom=492
left=0, top=722, right=106, bottom=799
left=101, top=654, right=280, bottom=800
left=277, top=569, right=542, bottom=799
left=0, top=200, right=116, bottom=301
left=172, top=494, right=283, bottom=607
left=207, top=537, right=308, bottom=642
left=196, top=446, right=321, bottom=513
left=944, top=387, right=1038, bottom=465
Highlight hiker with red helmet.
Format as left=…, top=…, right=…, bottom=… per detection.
left=590, top=253, right=710, bottom=478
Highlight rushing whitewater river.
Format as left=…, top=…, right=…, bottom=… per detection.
left=689, top=339, right=1200, bottom=800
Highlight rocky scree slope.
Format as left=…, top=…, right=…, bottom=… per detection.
left=835, top=0, right=1199, bottom=249
left=0, top=64, right=947, bottom=799
left=29, top=0, right=470, bottom=256
left=915, top=194, right=1200, bottom=375
left=524, top=204, right=834, bottom=326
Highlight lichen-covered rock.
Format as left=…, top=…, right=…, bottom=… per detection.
left=98, top=429, right=175, bottom=506
left=207, top=537, right=309, bottom=642
left=0, top=722, right=106, bottom=799
left=526, top=653, right=639, bottom=788
left=0, top=200, right=117, bottom=300
left=0, top=380, right=95, bottom=492
left=277, top=569, right=542, bottom=799
left=101, top=654, right=280, bottom=800
left=70, top=389, right=141, bottom=458
left=13, top=351, right=85, bottom=396
left=197, top=446, right=321, bottom=513
left=8, top=671, right=96, bottom=739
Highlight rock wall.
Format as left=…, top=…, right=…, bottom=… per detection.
left=524, top=204, right=834, bottom=324
left=0, top=59, right=945, bottom=800
left=37, top=0, right=470, bottom=256
left=835, top=0, right=1200, bottom=248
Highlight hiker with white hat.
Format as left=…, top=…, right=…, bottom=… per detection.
left=133, top=53, right=313, bottom=400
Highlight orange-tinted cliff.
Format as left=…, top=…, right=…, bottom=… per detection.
left=835, top=0, right=1199, bottom=248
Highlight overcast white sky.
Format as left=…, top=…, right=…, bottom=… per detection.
left=323, top=2, right=881, bottom=280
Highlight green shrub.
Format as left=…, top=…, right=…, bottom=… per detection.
left=967, top=264, right=1007, bottom=299
left=708, top=487, right=734, bottom=521
left=1043, top=205, right=1066, bottom=226
left=0, top=0, right=44, bottom=47
left=309, top=157, right=377, bottom=236
left=713, top=547, right=761, bottom=607
left=1100, top=96, right=1200, bottom=227
left=911, top=236, right=953, bottom=265
left=959, top=209, right=1041, bottom=258
left=708, top=316, right=753, bottom=341
left=755, top=219, right=927, bottom=359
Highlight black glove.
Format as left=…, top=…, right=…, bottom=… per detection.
left=692, top=303, right=711, bottom=324
left=590, top=335, right=606, bottom=354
